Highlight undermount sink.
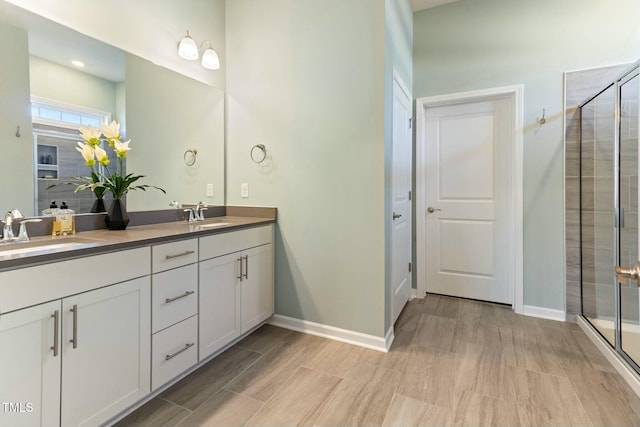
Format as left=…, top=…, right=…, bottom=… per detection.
left=197, top=222, right=231, bottom=229
left=0, top=237, right=100, bottom=258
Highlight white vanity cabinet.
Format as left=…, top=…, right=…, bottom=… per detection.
left=150, top=239, right=199, bottom=391
left=198, top=252, right=242, bottom=359
left=0, top=248, right=151, bottom=427
left=60, top=277, right=150, bottom=427
left=0, top=301, right=61, bottom=427
left=0, top=221, right=275, bottom=426
left=198, top=225, right=274, bottom=360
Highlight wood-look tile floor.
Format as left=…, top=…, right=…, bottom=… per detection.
left=113, top=294, right=640, bottom=427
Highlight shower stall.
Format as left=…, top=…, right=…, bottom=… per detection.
left=580, top=62, right=640, bottom=372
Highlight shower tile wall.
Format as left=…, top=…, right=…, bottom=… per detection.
left=582, top=87, right=616, bottom=325
left=619, top=75, right=640, bottom=329
left=565, top=64, right=629, bottom=318
left=35, top=125, right=118, bottom=214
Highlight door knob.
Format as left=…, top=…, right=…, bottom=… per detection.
left=615, top=262, right=640, bottom=283
left=427, top=207, right=441, bottom=213
left=393, top=212, right=402, bottom=220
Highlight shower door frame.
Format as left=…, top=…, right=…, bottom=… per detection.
left=579, top=62, right=640, bottom=374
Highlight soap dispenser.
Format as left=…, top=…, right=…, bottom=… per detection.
left=52, top=201, right=75, bottom=236
left=41, top=201, right=59, bottom=216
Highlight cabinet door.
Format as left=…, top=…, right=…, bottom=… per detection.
left=199, top=253, right=241, bottom=360
left=0, top=301, right=61, bottom=427
left=241, top=244, right=274, bottom=333
left=60, top=277, right=151, bottom=427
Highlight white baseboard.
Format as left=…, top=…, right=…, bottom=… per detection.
left=577, top=316, right=640, bottom=398
left=523, top=305, right=566, bottom=322
left=268, top=314, right=390, bottom=353
left=385, top=326, right=395, bottom=351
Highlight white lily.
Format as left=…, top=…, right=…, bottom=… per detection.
left=101, top=120, right=121, bottom=146
left=76, top=142, right=95, bottom=167
left=94, top=145, right=110, bottom=167
left=114, top=139, right=131, bottom=158
left=79, top=126, right=101, bottom=147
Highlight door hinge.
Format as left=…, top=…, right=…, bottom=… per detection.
left=409, top=117, right=414, bottom=129
left=408, top=262, right=412, bottom=273
left=409, top=190, right=412, bottom=201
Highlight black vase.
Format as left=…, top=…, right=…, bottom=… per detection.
left=105, top=199, right=129, bottom=230
left=90, top=198, right=107, bottom=214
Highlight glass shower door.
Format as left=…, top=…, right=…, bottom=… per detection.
left=581, top=84, right=617, bottom=347
left=618, top=71, right=640, bottom=370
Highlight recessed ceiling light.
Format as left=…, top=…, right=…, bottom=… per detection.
left=71, top=60, right=85, bottom=68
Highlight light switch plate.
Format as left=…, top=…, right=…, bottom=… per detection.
left=206, top=184, right=214, bottom=197
left=241, top=183, right=249, bottom=198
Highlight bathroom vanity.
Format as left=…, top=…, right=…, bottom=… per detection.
left=0, top=211, right=275, bottom=427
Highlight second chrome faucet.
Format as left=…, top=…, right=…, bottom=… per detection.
left=184, top=202, right=208, bottom=222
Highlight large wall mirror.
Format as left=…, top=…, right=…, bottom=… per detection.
left=0, top=2, right=225, bottom=216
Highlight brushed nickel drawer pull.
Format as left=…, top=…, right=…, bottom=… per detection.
left=165, top=250, right=195, bottom=260
left=50, top=310, right=59, bottom=357
left=237, top=257, right=243, bottom=281
left=165, top=342, right=195, bottom=361
left=70, top=305, right=78, bottom=349
left=243, top=255, right=249, bottom=280
left=165, top=291, right=195, bottom=304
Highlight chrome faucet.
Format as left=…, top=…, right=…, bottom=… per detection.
left=184, top=208, right=196, bottom=223
left=184, top=202, right=208, bottom=223
left=1, top=209, right=24, bottom=242
left=195, top=201, right=208, bottom=221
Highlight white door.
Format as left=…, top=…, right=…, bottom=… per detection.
left=199, top=252, right=241, bottom=360
left=0, top=301, right=61, bottom=427
left=391, top=72, right=413, bottom=323
left=241, top=244, right=274, bottom=333
left=424, top=97, right=513, bottom=304
left=60, top=277, right=151, bottom=427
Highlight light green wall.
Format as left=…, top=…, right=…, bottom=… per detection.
left=384, top=0, right=413, bottom=331
left=0, top=23, right=33, bottom=215
left=125, top=54, right=225, bottom=211
left=226, top=0, right=387, bottom=337
left=414, top=0, right=640, bottom=310
left=29, top=56, right=117, bottom=115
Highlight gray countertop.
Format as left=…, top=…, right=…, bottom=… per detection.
left=0, top=213, right=275, bottom=272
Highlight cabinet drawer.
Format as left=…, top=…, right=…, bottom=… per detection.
left=152, top=264, right=198, bottom=333
left=152, top=239, right=198, bottom=273
left=152, top=315, right=198, bottom=391
left=199, top=225, right=273, bottom=261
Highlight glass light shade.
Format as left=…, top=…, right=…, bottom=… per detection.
left=178, top=35, right=199, bottom=60
left=201, top=48, right=220, bottom=70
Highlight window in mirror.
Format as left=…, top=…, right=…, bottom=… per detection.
left=32, top=99, right=115, bottom=215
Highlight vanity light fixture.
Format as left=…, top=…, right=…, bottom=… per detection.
left=178, top=30, right=199, bottom=60
left=200, top=42, right=220, bottom=70
left=177, top=30, right=220, bottom=70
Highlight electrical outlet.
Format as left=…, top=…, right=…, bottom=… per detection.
left=241, top=183, right=249, bottom=198
left=206, top=183, right=214, bottom=197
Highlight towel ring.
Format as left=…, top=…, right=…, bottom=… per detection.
left=250, top=144, right=266, bottom=163
left=184, top=149, right=198, bottom=166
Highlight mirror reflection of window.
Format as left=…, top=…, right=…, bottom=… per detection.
left=32, top=99, right=117, bottom=214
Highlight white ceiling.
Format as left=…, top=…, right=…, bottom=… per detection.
left=0, top=1, right=124, bottom=82
left=410, top=0, right=461, bottom=12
